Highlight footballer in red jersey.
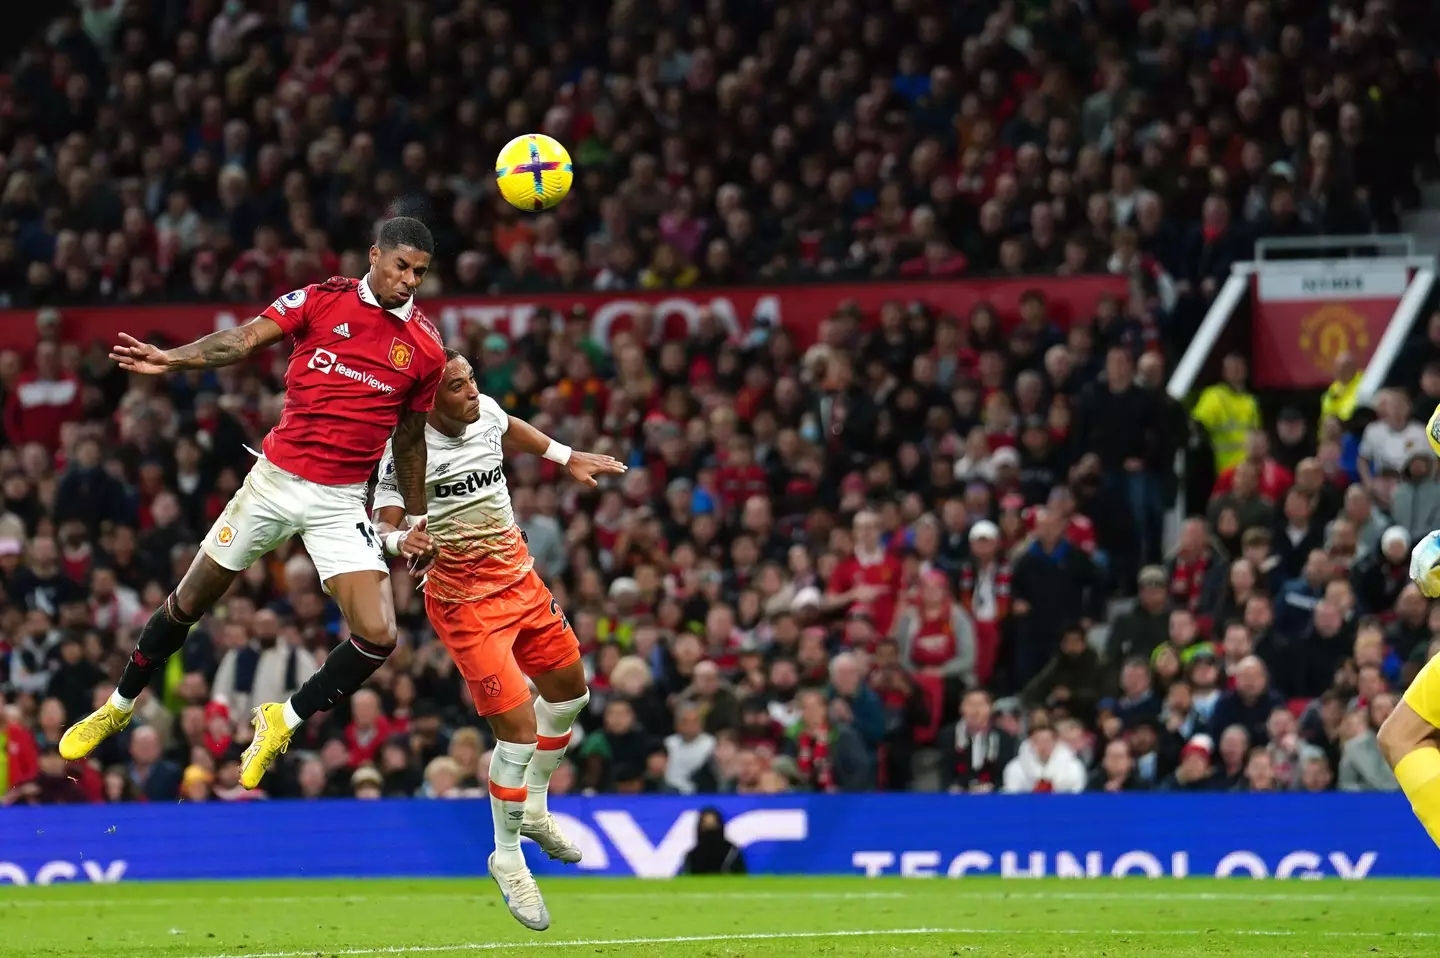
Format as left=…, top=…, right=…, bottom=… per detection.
left=60, top=217, right=447, bottom=791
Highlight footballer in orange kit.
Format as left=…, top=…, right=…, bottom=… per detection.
left=374, top=349, right=625, bottom=930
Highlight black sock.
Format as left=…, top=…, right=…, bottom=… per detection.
left=289, top=635, right=392, bottom=720
left=116, top=594, right=199, bottom=700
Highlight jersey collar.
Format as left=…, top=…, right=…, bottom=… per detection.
left=425, top=420, right=476, bottom=448
left=358, top=276, right=415, bottom=321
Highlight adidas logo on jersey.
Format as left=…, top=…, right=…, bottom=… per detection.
left=333, top=323, right=351, bottom=338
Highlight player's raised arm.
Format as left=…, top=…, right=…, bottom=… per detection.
left=110, top=316, right=285, bottom=374
left=503, top=415, right=628, bottom=487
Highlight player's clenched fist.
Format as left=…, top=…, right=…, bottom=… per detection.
left=399, top=519, right=436, bottom=557
left=399, top=517, right=438, bottom=575
left=566, top=451, right=627, bottom=488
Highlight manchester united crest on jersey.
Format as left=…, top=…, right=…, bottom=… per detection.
left=389, top=338, right=414, bottom=370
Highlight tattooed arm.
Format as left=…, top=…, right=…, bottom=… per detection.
left=391, top=409, right=430, bottom=516
left=373, top=439, right=436, bottom=574
left=110, top=317, right=285, bottom=374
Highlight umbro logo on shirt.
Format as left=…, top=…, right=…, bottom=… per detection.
left=333, top=323, right=352, bottom=338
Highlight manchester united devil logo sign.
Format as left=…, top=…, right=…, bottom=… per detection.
left=1297, top=305, right=1369, bottom=374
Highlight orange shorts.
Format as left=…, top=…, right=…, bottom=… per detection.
left=425, top=570, right=581, bottom=717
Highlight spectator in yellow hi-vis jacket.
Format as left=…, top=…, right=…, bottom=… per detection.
left=1193, top=353, right=1261, bottom=472
left=1320, top=351, right=1363, bottom=430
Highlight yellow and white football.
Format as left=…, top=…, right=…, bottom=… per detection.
left=495, top=133, right=574, bottom=211
left=1411, top=531, right=1440, bottom=598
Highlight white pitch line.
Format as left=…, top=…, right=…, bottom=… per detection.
left=2, top=887, right=1437, bottom=908
left=183, top=928, right=961, bottom=958
left=173, top=925, right=1440, bottom=958
left=0, top=891, right=909, bottom=907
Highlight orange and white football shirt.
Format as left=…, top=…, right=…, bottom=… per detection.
left=373, top=395, right=533, bottom=603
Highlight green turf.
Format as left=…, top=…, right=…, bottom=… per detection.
left=2, top=876, right=1437, bottom=957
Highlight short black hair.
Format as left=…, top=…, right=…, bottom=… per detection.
left=443, top=347, right=465, bottom=363
left=376, top=216, right=434, bottom=255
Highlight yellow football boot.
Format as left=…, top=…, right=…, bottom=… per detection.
left=58, top=700, right=133, bottom=760
left=238, top=703, right=294, bottom=789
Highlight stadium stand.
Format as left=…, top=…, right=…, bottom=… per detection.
left=0, top=0, right=1437, bottom=803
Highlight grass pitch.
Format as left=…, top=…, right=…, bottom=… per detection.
left=3, top=876, right=1437, bottom=957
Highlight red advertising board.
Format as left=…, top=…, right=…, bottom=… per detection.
left=0, top=276, right=1126, bottom=353
left=1251, top=263, right=1409, bottom=389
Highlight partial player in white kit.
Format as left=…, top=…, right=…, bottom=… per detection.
left=374, top=349, right=624, bottom=932
left=60, top=218, right=447, bottom=790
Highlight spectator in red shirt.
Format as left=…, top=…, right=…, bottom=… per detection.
left=203, top=701, right=234, bottom=760
left=1022, top=485, right=1098, bottom=555
left=557, top=351, right=609, bottom=417
left=892, top=570, right=978, bottom=689
left=715, top=435, right=769, bottom=514
left=4, top=340, right=84, bottom=451
left=225, top=225, right=289, bottom=295
left=345, top=688, right=395, bottom=768
left=1212, top=430, right=1295, bottom=502
left=1167, top=518, right=1224, bottom=614
left=827, top=510, right=903, bottom=636
left=734, top=365, right=772, bottom=423
left=957, top=520, right=1011, bottom=686
left=0, top=693, right=39, bottom=798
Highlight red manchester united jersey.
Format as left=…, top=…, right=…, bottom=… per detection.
left=259, top=276, right=446, bottom=486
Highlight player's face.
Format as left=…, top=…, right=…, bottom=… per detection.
left=435, top=358, right=482, bottom=424
left=368, top=244, right=431, bottom=306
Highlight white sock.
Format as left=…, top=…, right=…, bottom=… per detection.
left=108, top=690, right=136, bottom=713
left=490, top=739, right=537, bottom=871
left=524, top=690, right=589, bottom=822
left=280, top=699, right=304, bottom=731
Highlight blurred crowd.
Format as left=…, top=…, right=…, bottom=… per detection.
left=0, top=0, right=1434, bottom=333
left=4, top=0, right=1440, bottom=804
left=4, top=289, right=1439, bottom=802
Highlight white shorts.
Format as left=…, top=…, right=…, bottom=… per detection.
left=202, top=456, right=388, bottom=588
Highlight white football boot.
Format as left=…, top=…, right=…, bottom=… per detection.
left=521, top=813, right=583, bottom=864
left=488, top=852, right=551, bottom=931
